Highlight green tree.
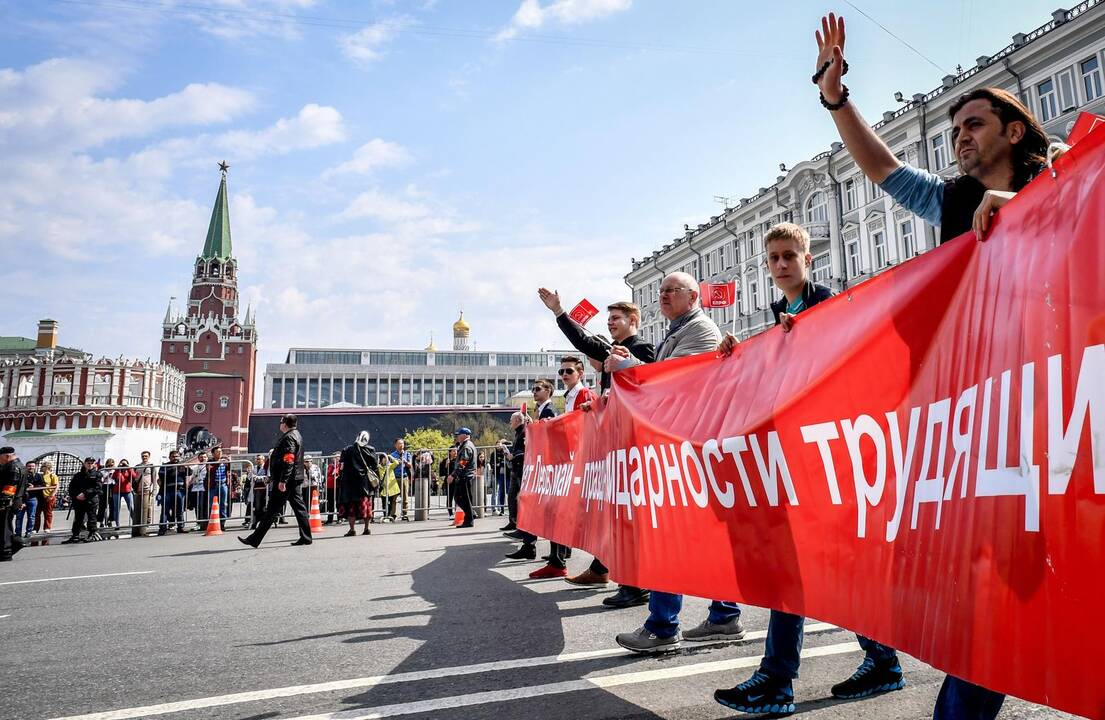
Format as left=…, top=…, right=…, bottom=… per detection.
left=402, top=427, right=453, bottom=452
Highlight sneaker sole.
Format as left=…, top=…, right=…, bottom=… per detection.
left=564, top=579, right=609, bottom=587
left=715, top=697, right=796, bottom=715
left=615, top=637, right=681, bottom=654
left=683, top=631, right=746, bottom=643
left=831, top=679, right=905, bottom=699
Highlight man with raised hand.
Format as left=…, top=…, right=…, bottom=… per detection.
left=612, top=271, right=745, bottom=654
left=812, top=13, right=1051, bottom=718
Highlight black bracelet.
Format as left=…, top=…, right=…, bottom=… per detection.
left=820, top=84, right=850, bottom=111
left=811, top=57, right=849, bottom=85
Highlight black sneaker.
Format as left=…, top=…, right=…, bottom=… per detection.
left=602, top=587, right=650, bottom=608
left=503, top=529, right=526, bottom=540
left=714, top=671, right=795, bottom=715
left=504, top=545, right=536, bottom=560
left=500, top=522, right=516, bottom=531
left=830, top=658, right=905, bottom=699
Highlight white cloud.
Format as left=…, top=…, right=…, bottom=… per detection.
left=0, top=58, right=254, bottom=153
left=323, top=138, right=412, bottom=178
left=215, top=103, right=346, bottom=157
left=497, top=0, right=631, bottom=40
left=179, top=0, right=321, bottom=41
left=340, top=16, right=412, bottom=66
left=338, top=189, right=428, bottom=222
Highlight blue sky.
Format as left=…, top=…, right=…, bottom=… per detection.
left=0, top=0, right=1062, bottom=389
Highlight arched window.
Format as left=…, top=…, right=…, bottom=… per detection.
left=806, top=191, right=828, bottom=223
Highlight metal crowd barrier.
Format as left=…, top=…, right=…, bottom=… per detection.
left=28, top=443, right=517, bottom=542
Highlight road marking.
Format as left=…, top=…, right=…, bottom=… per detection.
left=0, top=614, right=9, bottom=619
left=0, top=571, right=155, bottom=587
left=46, top=624, right=841, bottom=720
left=284, top=642, right=860, bottom=720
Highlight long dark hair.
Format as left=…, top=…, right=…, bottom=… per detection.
left=949, top=87, right=1049, bottom=190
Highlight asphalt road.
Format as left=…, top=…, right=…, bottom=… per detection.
left=0, top=513, right=1084, bottom=720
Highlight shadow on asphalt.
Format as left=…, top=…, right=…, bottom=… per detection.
left=323, top=540, right=668, bottom=720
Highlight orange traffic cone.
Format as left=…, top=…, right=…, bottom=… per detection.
left=454, top=509, right=466, bottom=527
left=205, top=493, right=223, bottom=536
left=309, top=487, right=324, bottom=534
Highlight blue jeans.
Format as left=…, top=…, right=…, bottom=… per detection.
left=934, top=676, right=1005, bottom=720
left=15, top=497, right=38, bottom=535
left=115, top=492, right=134, bottom=526
left=212, top=484, right=229, bottom=520
left=760, top=610, right=897, bottom=680
left=643, top=591, right=740, bottom=638
left=161, top=489, right=185, bottom=531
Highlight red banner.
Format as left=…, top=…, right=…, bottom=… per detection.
left=568, top=298, right=600, bottom=325
left=700, top=281, right=736, bottom=308
left=519, top=126, right=1105, bottom=717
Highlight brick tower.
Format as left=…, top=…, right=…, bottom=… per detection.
left=160, top=163, right=257, bottom=453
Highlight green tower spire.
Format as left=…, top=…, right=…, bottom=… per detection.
left=201, top=161, right=232, bottom=260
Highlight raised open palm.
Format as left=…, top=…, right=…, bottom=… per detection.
left=814, top=13, right=847, bottom=102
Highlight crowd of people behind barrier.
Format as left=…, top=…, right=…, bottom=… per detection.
left=0, top=436, right=514, bottom=547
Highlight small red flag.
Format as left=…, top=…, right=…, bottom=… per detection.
left=520, top=402, right=528, bottom=416
left=700, top=281, right=736, bottom=308
left=1067, top=111, right=1105, bottom=146
left=568, top=298, right=599, bottom=325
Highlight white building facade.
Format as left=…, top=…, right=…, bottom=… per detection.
left=264, top=313, right=598, bottom=409
left=627, top=2, right=1105, bottom=342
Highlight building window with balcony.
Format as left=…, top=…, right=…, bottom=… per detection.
left=931, top=134, right=948, bottom=170
left=1082, top=56, right=1103, bottom=102
left=872, top=230, right=888, bottom=268
left=844, top=179, right=858, bottom=210
left=805, top=191, right=828, bottom=223
left=899, top=219, right=915, bottom=258
left=1037, top=78, right=1058, bottom=122
left=812, top=253, right=832, bottom=284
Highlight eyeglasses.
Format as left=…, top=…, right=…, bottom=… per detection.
left=659, top=287, right=691, bottom=296
left=531, top=386, right=544, bottom=393
left=557, top=368, right=577, bottom=376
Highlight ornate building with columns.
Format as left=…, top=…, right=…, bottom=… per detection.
left=626, top=2, right=1105, bottom=342
left=160, top=165, right=258, bottom=453
left=0, top=319, right=185, bottom=476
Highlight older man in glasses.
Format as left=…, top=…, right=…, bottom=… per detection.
left=609, top=271, right=745, bottom=653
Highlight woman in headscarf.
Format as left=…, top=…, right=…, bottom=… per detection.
left=337, top=431, right=379, bottom=536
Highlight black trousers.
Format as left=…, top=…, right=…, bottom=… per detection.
left=250, top=488, right=267, bottom=528
left=507, top=470, right=522, bottom=523
left=446, top=478, right=455, bottom=513
left=323, top=488, right=336, bottom=521
left=247, top=484, right=311, bottom=544
left=453, top=476, right=474, bottom=524
left=1, top=506, right=21, bottom=557
left=71, top=497, right=99, bottom=537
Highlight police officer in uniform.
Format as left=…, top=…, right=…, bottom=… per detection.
left=63, top=457, right=103, bottom=543
left=239, top=414, right=312, bottom=548
left=448, top=428, right=477, bottom=528
left=0, top=446, right=28, bottom=561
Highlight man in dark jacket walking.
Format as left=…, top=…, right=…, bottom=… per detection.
left=63, top=457, right=103, bottom=543
left=240, top=414, right=312, bottom=548
left=0, top=446, right=28, bottom=560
